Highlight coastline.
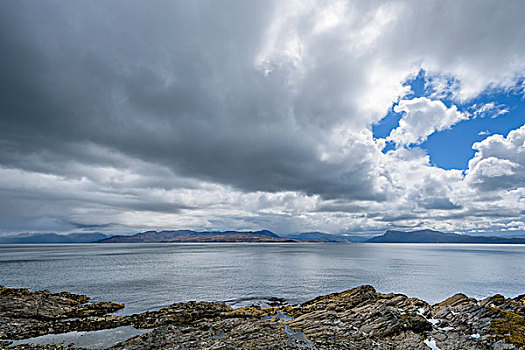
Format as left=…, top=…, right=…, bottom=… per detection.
left=1, top=285, right=523, bottom=349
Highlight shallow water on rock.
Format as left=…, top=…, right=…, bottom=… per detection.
left=7, top=326, right=149, bottom=349
left=1, top=243, right=524, bottom=314
left=284, top=324, right=317, bottom=349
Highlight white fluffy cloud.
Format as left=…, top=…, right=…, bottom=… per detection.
left=466, top=125, right=525, bottom=191
left=387, top=97, right=467, bottom=146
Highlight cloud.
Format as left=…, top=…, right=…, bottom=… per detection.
left=387, top=97, right=467, bottom=146
left=469, top=102, right=509, bottom=119
left=0, top=0, right=524, bottom=235
left=466, top=125, right=525, bottom=191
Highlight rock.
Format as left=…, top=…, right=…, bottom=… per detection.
left=267, top=297, right=287, bottom=307
left=434, top=293, right=474, bottom=309
left=0, top=285, right=123, bottom=320
left=0, top=286, right=128, bottom=340
left=129, top=301, right=233, bottom=328
left=223, top=305, right=276, bottom=319
left=1, top=285, right=524, bottom=349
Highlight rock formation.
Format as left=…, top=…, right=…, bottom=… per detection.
left=1, top=285, right=523, bottom=349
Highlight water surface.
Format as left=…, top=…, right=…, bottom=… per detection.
left=7, top=326, right=148, bottom=348
left=1, top=243, right=523, bottom=313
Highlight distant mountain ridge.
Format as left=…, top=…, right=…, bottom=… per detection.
left=285, top=232, right=349, bottom=242
left=2, top=229, right=524, bottom=244
left=284, top=232, right=370, bottom=243
left=366, top=229, right=525, bottom=244
left=0, top=232, right=108, bottom=244
left=96, top=230, right=294, bottom=243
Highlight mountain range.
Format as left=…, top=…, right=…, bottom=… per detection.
left=0, top=232, right=109, bottom=244
left=96, top=230, right=295, bottom=243
left=1, top=229, right=524, bottom=244
left=367, top=229, right=525, bottom=244
left=283, top=232, right=370, bottom=242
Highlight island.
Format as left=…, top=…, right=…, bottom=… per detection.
left=1, top=285, right=523, bottom=349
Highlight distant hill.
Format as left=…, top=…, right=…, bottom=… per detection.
left=0, top=232, right=109, bottom=244
left=286, top=232, right=349, bottom=242
left=96, top=230, right=296, bottom=243
left=284, top=232, right=370, bottom=243
left=366, top=229, right=525, bottom=244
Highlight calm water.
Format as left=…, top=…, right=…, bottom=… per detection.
left=1, top=243, right=524, bottom=314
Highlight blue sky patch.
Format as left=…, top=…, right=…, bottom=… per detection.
left=373, top=71, right=524, bottom=170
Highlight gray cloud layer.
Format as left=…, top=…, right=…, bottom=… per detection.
left=0, top=0, right=524, bottom=235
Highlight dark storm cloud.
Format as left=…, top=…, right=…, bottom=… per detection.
left=0, top=0, right=379, bottom=201
left=70, top=222, right=114, bottom=229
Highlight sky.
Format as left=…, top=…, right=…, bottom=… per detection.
left=0, top=0, right=524, bottom=236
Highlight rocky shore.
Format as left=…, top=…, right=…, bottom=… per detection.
left=0, top=285, right=523, bottom=349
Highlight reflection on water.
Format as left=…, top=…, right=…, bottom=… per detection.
left=0, top=243, right=524, bottom=314
left=7, top=326, right=149, bottom=349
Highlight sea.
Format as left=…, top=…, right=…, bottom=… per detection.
left=1, top=243, right=524, bottom=314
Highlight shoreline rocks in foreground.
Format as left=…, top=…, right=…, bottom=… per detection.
left=0, top=285, right=523, bottom=349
